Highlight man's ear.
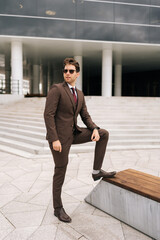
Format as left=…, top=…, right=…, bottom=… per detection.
left=76, top=72, right=80, bottom=78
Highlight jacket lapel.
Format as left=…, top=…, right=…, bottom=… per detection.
left=75, top=88, right=82, bottom=115
left=63, top=82, right=76, bottom=112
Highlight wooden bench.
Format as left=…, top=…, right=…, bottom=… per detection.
left=85, top=169, right=160, bottom=240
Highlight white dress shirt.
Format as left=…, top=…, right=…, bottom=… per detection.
left=67, top=83, right=78, bottom=98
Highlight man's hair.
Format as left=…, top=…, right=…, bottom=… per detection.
left=63, top=58, right=80, bottom=72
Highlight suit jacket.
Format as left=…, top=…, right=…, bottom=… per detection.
left=44, top=81, right=98, bottom=144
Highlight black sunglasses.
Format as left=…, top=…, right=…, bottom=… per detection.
left=63, top=69, right=76, bottom=74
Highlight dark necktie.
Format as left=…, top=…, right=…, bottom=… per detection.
left=71, top=88, right=77, bottom=104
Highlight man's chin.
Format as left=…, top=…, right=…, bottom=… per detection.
left=65, top=79, right=70, bottom=83
left=65, top=80, right=73, bottom=85
left=65, top=79, right=76, bottom=86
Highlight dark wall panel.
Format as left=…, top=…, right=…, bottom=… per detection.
left=114, top=25, right=149, bottom=43
left=0, top=17, right=76, bottom=39
left=0, top=1, right=160, bottom=44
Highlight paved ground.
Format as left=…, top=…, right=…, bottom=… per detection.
left=0, top=148, right=159, bottom=240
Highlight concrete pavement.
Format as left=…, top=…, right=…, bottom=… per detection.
left=0, top=148, right=159, bottom=240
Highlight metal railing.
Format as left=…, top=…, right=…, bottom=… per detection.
left=0, top=78, right=6, bottom=94
left=0, top=78, right=20, bottom=94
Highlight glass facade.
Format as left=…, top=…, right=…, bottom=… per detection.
left=0, top=0, right=160, bottom=43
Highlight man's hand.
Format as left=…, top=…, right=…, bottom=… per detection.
left=91, top=129, right=100, bottom=142
left=52, top=140, right=62, bottom=152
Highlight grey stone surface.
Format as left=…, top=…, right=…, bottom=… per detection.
left=85, top=181, right=160, bottom=240
left=0, top=149, right=158, bottom=239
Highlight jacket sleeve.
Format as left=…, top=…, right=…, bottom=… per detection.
left=80, top=94, right=99, bottom=130
left=44, top=85, right=60, bottom=142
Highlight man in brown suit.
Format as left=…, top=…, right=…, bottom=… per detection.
left=44, top=58, right=116, bottom=223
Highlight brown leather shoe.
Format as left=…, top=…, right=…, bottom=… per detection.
left=92, top=169, right=116, bottom=181
left=54, top=207, right=72, bottom=223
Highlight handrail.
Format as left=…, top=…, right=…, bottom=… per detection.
left=0, top=78, right=20, bottom=94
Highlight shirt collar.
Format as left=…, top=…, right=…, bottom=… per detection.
left=67, top=83, right=76, bottom=89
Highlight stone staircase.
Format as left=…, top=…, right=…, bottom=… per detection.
left=0, top=96, right=160, bottom=158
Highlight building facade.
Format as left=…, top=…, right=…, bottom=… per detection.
left=0, top=0, right=160, bottom=96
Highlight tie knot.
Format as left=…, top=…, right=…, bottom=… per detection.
left=71, top=88, right=75, bottom=94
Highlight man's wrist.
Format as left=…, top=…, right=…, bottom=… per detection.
left=93, top=127, right=99, bottom=131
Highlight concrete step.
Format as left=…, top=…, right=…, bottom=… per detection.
left=110, top=134, right=160, bottom=140
left=1, top=128, right=160, bottom=156
left=1, top=96, right=160, bottom=157
left=0, top=131, right=47, bottom=147
left=1, top=128, right=160, bottom=157
left=101, top=125, right=160, bottom=130
left=1, top=117, right=160, bottom=130
left=2, top=117, right=160, bottom=131
left=97, top=121, right=160, bottom=125
left=0, top=117, right=45, bottom=127
left=0, top=126, right=45, bottom=139
left=1, top=130, right=160, bottom=156
left=1, top=130, right=160, bottom=147
left=0, top=137, right=43, bottom=154
left=0, top=144, right=36, bottom=158
left=0, top=114, right=43, bottom=122
left=1, top=142, right=160, bottom=158
left=0, top=121, right=46, bottom=133
left=109, top=129, right=160, bottom=134
left=3, top=114, right=160, bottom=123
left=40, top=142, right=160, bottom=155
left=108, top=139, right=160, bottom=146
left=1, top=112, right=43, bottom=117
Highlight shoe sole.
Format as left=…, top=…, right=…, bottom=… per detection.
left=93, top=176, right=101, bottom=181
left=54, top=213, right=72, bottom=223
left=93, top=173, right=116, bottom=181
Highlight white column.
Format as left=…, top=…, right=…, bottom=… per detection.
left=11, top=41, right=23, bottom=95
left=33, top=65, right=40, bottom=94
left=114, top=64, right=122, bottom=96
left=5, top=45, right=11, bottom=94
left=102, top=49, right=112, bottom=97
left=74, top=55, right=82, bottom=91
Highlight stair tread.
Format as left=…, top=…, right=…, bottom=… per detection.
left=0, top=130, right=46, bottom=143
left=1, top=96, right=160, bottom=157
left=0, top=126, right=45, bottom=136
left=0, top=137, right=42, bottom=149
left=0, top=144, right=34, bottom=158
left=0, top=121, right=45, bottom=130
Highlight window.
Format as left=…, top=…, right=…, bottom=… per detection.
left=115, top=24, right=149, bottom=42
left=150, top=7, right=160, bottom=25
left=83, top=2, right=114, bottom=21
left=115, top=4, right=149, bottom=24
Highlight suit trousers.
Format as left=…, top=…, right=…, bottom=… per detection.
left=49, top=128, right=109, bottom=209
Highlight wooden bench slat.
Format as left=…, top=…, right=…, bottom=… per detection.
left=117, top=170, right=160, bottom=192
left=106, top=169, right=160, bottom=194
left=106, top=178, right=160, bottom=201
left=104, top=169, right=160, bottom=202
left=127, top=169, right=160, bottom=184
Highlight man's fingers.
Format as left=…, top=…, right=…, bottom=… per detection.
left=92, top=136, right=96, bottom=141
left=59, top=144, right=62, bottom=152
left=91, top=133, right=95, bottom=141
left=91, top=129, right=100, bottom=141
left=91, top=134, right=100, bottom=141
left=94, top=137, right=99, bottom=141
left=52, top=140, right=62, bottom=152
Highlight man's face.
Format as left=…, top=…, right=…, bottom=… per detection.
left=63, top=64, right=80, bottom=86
